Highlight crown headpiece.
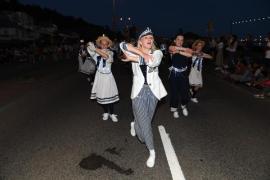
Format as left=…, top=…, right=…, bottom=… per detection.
left=138, top=27, right=153, bottom=39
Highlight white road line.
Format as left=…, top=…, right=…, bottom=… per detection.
left=158, top=125, right=186, bottom=180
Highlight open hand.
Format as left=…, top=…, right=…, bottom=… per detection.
left=87, top=42, right=96, bottom=53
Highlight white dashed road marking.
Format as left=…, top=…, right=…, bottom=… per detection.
left=158, top=125, right=186, bottom=180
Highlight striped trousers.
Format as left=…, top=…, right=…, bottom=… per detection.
left=132, top=85, right=158, bottom=150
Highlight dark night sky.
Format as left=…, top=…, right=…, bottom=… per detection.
left=20, top=0, right=270, bottom=38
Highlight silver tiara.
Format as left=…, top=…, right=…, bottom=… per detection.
left=139, top=27, right=153, bottom=39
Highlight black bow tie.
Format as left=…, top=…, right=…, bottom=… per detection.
left=97, top=56, right=106, bottom=68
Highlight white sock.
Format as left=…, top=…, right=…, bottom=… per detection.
left=130, top=122, right=136, bottom=136
left=146, top=150, right=156, bottom=168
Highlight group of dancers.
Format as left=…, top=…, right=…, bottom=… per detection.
left=79, top=27, right=212, bottom=168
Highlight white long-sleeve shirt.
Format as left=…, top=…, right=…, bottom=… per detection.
left=88, top=49, right=114, bottom=74
left=131, top=50, right=167, bottom=100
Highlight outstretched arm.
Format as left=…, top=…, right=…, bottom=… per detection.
left=202, top=53, right=213, bottom=59
left=87, top=42, right=111, bottom=60
left=121, top=52, right=140, bottom=63
left=124, top=43, right=143, bottom=56
left=180, top=51, right=193, bottom=58
left=123, top=43, right=153, bottom=62
left=95, top=48, right=110, bottom=60
left=122, top=50, right=163, bottom=68
left=169, top=45, right=193, bottom=57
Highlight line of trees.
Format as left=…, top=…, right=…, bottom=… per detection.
left=0, top=0, right=115, bottom=40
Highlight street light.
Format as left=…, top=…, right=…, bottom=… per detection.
left=119, top=17, right=132, bottom=27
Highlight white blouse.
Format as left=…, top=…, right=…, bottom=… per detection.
left=131, top=50, right=167, bottom=100
left=88, top=49, right=114, bottom=74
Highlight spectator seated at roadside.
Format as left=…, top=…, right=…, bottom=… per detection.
left=246, top=64, right=266, bottom=86
left=228, top=60, right=249, bottom=82
left=253, top=73, right=270, bottom=99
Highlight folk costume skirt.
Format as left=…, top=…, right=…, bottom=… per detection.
left=189, top=67, right=203, bottom=87
left=90, top=71, right=119, bottom=104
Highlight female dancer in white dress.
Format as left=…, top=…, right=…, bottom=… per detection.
left=189, top=40, right=212, bottom=103
left=87, top=35, right=119, bottom=122
left=119, top=27, right=167, bottom=168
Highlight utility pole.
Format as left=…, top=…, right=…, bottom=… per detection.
left=112, top=0, right=116, bottom=31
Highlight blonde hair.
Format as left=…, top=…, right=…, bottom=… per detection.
left=96, top=34, right=113, bottom=48
left=137, top=39, right=158, bottom=52
left=192, top=39, right=205, bottom=50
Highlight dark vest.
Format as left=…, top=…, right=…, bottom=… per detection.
left=171, top=53, right=189, bottom=69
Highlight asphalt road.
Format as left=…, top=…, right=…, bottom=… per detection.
left=0, top=60, right=269, bottom=180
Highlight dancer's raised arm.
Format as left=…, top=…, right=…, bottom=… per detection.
left=121, top=42, right=153, bottom=62
left=87, top=41, right=112, bottom=61
left=202, top=53, right=213, bottom=59
left=169, top=45, right=193, bottom=57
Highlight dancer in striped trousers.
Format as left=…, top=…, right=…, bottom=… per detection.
left=120, top=27, right=167, bottom=168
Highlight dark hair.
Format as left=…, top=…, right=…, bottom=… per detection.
left=228, top=35, right=238, bottom=47
left=231, top=35, right=238, bottom=44
left=173, top=33, right=184, bottom=40
left=219, top=36, right=225, bottom=43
